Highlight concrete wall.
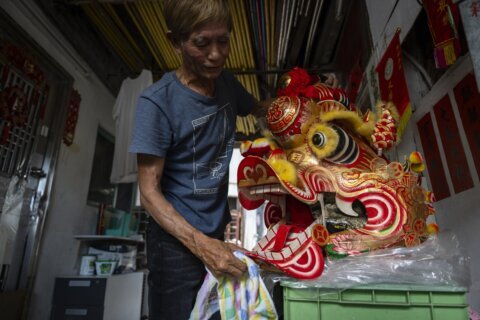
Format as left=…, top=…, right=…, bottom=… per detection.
left=0, top=1, right=115, bottom=319
left=366, top=0, right=480, bottom=311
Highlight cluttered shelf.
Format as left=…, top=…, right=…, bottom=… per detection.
left=72, top=206, right=149, bottom=277
left=75, top=234, right=146, bottom=277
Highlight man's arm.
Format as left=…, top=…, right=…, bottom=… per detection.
left=249, top=98, right=274, bottom=132
left=137, top=153, right=247, bottom=278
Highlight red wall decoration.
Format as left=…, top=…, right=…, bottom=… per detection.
left=0, top=41, right=49, bottom=147
left=417, top=112, right=450, bottom=201
left=375, top=30, right=412, bottom=139
left=422, top=0, right=462, bottom=68
left=3, top=41, right=45, bottom=85
left=433, top=95, right=473, bottom=194
left=63, top=89, right=81, bottom=146
left=0, top=85, right=28, bottom=144
left=453, top=73, right=480, bottom=179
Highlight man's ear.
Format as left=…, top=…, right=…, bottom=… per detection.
left=166, top=30, right=181, bottom=53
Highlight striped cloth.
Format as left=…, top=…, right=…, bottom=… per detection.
left=190, top=251, right=278, bottom=320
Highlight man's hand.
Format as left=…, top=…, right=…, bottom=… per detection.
left=192, top=231, right=247, bottom=279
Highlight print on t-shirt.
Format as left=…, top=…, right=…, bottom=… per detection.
left=192, top=103, right=235, bottom=195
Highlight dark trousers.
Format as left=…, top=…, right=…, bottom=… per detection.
left=146, top=218, right=220, bottom=320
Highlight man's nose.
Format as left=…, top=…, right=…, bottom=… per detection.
left=208, top=42, right=227, bottom=60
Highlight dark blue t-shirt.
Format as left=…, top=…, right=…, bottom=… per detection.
left=129, top=71, right=255, bottom=237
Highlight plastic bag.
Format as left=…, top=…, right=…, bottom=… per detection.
left=0, top=175, right=26, bottom=265
left=265, top=230, right=470, bottom=289
left=190, top=251, right=278, bottom=320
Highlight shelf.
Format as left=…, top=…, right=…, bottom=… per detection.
left=74, top=235, right=144, bottom=245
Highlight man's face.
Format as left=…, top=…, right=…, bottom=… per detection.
left=178, top=22, right=230, bottom=81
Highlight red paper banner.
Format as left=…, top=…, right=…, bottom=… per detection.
left=346, top=57, right=364, bottom=104
left=453, top=72, right=480, bottom=179
left=376, top=30, right=412, bottom=138
left=433, top=95, right=473, bottom=193
left=423, top=0, right=461, bottom=68
left=63, top=89, right=81, bottom=146
left=417, top=112, right=450, bottom=201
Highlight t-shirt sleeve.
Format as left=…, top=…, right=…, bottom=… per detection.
left=228, top=72, right=257, bottom=116
left=128, top=96, right=172, bottom=157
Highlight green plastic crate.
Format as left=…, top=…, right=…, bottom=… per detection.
left=282, top=283, right=468, bottom=320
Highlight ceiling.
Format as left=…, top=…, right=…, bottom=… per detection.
left=34, top=0, right=372, bottom=138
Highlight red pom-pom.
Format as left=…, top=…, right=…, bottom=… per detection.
left=277, top=67, right=315, bottom=97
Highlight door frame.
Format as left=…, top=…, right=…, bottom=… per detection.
left=0, top=7, right=73, bottom=316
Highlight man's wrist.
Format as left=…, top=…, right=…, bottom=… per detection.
left=190, top=229, right=207, bottom=257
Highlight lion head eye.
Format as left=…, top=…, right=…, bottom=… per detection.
left=312, top=132, right=326, bottom=147
left=307, top=123, right=339, bottom=160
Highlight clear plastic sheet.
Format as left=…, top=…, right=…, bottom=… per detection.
left=0, top=175, right=26, bottom=266
left=262, top=231, right=470, bottom=290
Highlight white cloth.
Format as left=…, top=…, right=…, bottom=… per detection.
left=110, top=69, right=153, bottom=183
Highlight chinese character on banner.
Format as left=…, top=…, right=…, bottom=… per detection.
left=63, top=89, right=81, bottom=146
left=375, top=30, right=412, bottom=139
left=422, top=0, right=462, bottom=68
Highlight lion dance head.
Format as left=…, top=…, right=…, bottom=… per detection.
left=237, top=67, right=437, bottom=279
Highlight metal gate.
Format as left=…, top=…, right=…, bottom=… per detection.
left=0, top=10, right=73, bottom=315
left=0, top=48, right=49, bottom=177
left=0, top=40, right=50, bottom=292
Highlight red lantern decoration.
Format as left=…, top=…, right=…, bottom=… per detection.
left=63, top=89, right=81, bottom=146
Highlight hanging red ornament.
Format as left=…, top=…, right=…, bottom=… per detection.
left=0, top=85, right=29, bottom=144
left=2, top=41, right=45, bottom=86
left=63, top=89, right=81, bottom=146
left=422, top=0, right=462, bottom=68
